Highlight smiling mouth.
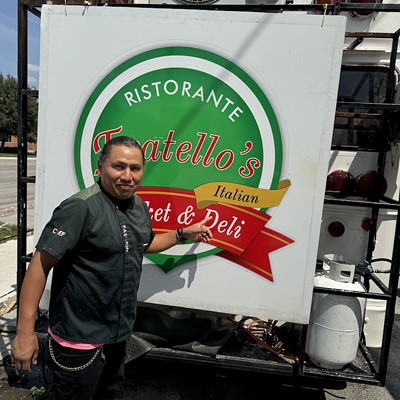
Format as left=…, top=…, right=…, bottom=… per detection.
left=118, top=184, right=133, bottom=190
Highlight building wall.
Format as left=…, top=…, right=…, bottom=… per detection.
left=3, top=135, right=37, bottom=152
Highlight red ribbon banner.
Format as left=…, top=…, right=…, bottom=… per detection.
left=137, top=187, right=294, bottom=282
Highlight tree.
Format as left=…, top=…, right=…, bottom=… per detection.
left=0, top=73, right=17, bottom=151
left=0, top=72, right=38, bottom=152
left=26, top=90, right=38, bottom=144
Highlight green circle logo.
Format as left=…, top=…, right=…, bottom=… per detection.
left=74, top=46, right=290, bottom=278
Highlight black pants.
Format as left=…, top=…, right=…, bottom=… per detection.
left=46, top=337, right=127, bottom=400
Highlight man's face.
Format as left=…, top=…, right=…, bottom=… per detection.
left=98, top=145, right=144, bottom=200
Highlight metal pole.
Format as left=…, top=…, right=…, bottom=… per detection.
left=17, top=0, right=29, bottom=308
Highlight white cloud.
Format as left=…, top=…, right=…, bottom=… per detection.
left=0, top=22, right=17, bottom=40
left=28, top=64, right=40, bottom=88
left=28, top=63, right=40, bottom=73
left=0, top=0, right=17, bottom=41
left=28, top=75, right=38, bottom=88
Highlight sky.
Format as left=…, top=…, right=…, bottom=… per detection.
left=0, top=0, right=41, bottom=88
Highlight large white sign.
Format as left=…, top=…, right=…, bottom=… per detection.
left=36, top=5, right=346, bottom=323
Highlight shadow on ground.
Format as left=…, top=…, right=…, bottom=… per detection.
left=0, top=353, right=345, bottom=400
left=121, top=358, right=341, bottom=400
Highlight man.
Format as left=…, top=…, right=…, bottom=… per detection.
left=11, top=136, right=213, bottom=399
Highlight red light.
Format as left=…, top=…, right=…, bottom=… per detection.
left=326, top=170, right=356, bottom=198
left=356, top=170, right=387, bottom=199
left=328, top=221, right=345, bottom=237
left=361, top=218, right=372, bottom=232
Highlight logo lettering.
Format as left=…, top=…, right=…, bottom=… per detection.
left=52, top=228, right=66, bottom=237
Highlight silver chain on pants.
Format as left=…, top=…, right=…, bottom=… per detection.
left=48, top=336, right=102, bottom=372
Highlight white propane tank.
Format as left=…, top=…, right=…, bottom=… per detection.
left=364, top=298, right=386, bottom=348
left=305, top=259, right=367, bottom=369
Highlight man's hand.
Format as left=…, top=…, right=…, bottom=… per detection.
left=11, top=333, right=39, bottom=373
left=182, top=216, right=213, bottom=242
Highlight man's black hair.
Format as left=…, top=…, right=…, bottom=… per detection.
left=98, top=136, right=145, bottom=165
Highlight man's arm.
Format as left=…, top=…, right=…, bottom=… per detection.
left=145, top=216, right=213, bottom=254
left=11, top=249, right=58, bottom=373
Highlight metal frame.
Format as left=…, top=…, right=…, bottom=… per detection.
left=17, top=0, right=400, bottom=387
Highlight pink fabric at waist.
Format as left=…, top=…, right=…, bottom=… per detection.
left=48, top=328, right=103, bottom=350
